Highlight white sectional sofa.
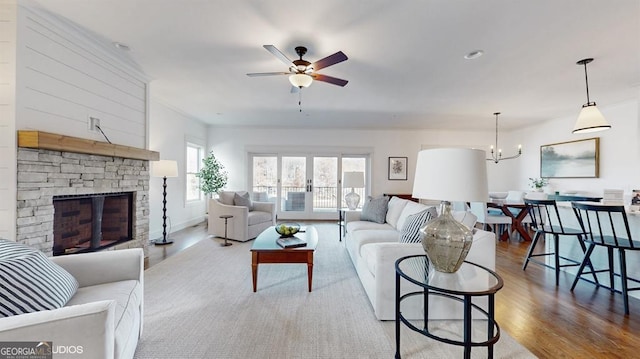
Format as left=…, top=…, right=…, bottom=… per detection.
left=345, top=196, right=496, bottom=320
left=0, top=247, right=144, bottom=359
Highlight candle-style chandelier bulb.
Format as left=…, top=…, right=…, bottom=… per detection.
left=486, top=112, right=522, bottom=164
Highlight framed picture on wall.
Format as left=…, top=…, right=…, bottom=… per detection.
left=388, top=157, right=408, bottom=180
left=540, top=137, right=599, bottom=178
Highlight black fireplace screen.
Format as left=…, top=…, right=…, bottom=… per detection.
left=52, top=192, right=133, bottom=256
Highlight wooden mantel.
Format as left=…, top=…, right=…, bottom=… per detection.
left=17, top=131, right=160, bottom=161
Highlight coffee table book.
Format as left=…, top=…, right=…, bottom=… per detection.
left=276, top=236, right=307, bottom=248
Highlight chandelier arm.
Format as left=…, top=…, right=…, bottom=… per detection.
left=486, top=112, right=521, bottom=163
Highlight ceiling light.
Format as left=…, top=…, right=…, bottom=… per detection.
left=486, top=112, right=522, bottom=164
left=289, top=74, right=313, bottom=88
left=464, top=50, right=484, bottom=60
left=573, top=58, right=610, bottom=134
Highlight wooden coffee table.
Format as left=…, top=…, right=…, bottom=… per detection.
left=250, top=226, right=318, bottom=292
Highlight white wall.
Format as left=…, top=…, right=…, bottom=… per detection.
left=148, top=99, right=208, bottom=240
left=0, top=1, right=17, bottom=240
left=510, top=98, right=640, bottom=198
left=15, top=3, right=148, bottom=147
left=206, top=126, right=518, bottom=197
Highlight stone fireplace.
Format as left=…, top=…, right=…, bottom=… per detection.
left=16, top=131, right=158, bottom=258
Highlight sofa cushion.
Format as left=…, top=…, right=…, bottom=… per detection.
left=351, top=229, right=400, bottom=257
left=234, top=192, right=253, bottom=211
left=400, top=207, right=437, bottom=243
left=66, top=280, right=141, bottom=357
left=0, top=240, right=79, bottom=317
left=386, top=196, right=409, bottom=229
left=361, top=195, right=390, bottom=224
left=247, top=211, right=272, bottom=226
left=396, top=201, right=430, bottom=230
left=346, top=221, right=394, bottom=233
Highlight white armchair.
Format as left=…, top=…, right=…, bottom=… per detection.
left=208, top=191, right=276, bottom=242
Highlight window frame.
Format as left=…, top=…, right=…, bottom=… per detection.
left=185, top=141, right=205, bottom=203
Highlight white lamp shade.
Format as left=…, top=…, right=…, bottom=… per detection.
left=412, top=148, right=488, bottom=202
left=572, top=104, right=611, bottom=134
left=151, top=160, right=178, bottom=178
left=343, top=171, right=365, bottom=188
left=289, top=73, right=313, bottom=88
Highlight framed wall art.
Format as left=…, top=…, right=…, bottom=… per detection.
left=388, top=157, right=408, bottom=180
left=540, top=137, right=599, bottom=178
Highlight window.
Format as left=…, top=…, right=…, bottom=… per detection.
left=186, top=142, right=204, bottom=201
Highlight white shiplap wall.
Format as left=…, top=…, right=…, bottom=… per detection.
left=0, top=1, right=17, bottom=240
left=0, top=3, right=150, bottom=240
left=16, top=4, right=148, bottom=148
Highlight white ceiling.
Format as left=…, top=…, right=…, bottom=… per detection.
left=29, top=0, right=640, bottom=131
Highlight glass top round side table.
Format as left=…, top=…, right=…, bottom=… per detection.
left=395, top=255, right=504, bottom=359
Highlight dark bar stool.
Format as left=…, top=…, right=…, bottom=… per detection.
left=523, top=199, right=591, bottom=286
left=571, top=202, right=640, bottom=315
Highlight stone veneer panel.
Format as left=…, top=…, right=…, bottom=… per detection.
left=16, top=148, right=150, bottom=257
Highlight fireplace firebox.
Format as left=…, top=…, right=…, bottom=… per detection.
left=53, top=192, right=134, bottom=256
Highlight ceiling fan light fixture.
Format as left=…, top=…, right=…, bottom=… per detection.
left=289, top=73, right=313, bottom=88
left=573, top=58, right=610, bottom=134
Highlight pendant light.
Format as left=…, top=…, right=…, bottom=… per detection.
left=572, top=58, right=611, bottom=134
left=486, top=112, right=522, bottom=163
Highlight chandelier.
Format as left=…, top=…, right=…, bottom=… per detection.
left=486, top=112, right=522, bottom=163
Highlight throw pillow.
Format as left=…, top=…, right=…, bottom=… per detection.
left=385, top=196, right=409, bottom=229
left=0, top=239, right=79, bottom=317
left=234, top=192, right=253, bottom=211
left=361, top=195, right=390, bottom=224
left=218, top=191, right=235, bottom=205
left=400, top=207, right=438, bottom=243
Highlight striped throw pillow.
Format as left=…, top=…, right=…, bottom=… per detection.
left=400, top=207, right=438, bottom=243
left=0, top=240, right=79, bottom=317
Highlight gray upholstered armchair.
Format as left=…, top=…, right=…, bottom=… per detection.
left=208, top=191, right=276, bottom=242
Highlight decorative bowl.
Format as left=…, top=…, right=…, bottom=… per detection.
left=275, top=223, right=300, bottom=238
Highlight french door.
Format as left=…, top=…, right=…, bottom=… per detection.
left=251, top=153, right=367, bottom=220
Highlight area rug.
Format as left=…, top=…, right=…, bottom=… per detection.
left=134, top=223, right=536, bottom=358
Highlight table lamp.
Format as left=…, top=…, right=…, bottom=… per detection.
left=151, top=160, right=178, bottom=245
left=412, top=148, right=488, bottom=273
left=343, top=171, right=365, bottom=210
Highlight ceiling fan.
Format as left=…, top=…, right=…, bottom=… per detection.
left=247, top=45, right=348, bottom=90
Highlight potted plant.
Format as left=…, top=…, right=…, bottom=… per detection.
left=528, top=177, right=548, bottom=192
left=196, top=152, right=228, bottom=197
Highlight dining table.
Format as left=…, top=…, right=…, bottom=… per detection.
left=487, top=202, right=532, bottom=242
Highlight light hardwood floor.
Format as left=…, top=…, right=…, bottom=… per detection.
left=148, top=221, right=640, bottom=358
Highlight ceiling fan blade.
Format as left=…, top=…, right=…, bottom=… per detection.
left=311, top=51, right=348, bottom=71
left=246, top=72, right=290, bottom=77
left=311, top=74, right=348, bottom=87
left=263, top=45, right=294, bottom=66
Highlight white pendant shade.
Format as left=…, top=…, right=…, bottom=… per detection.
left=572, top=104, right=611, bottom=134
left=151, top=160, right=178, bottom=178
left=412, top=148, right=488, bottom=203
left=289, top=73, right=313, bottom=88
